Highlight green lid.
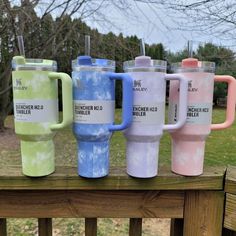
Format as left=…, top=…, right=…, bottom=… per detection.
left=12, top=56, right=57, bottom=71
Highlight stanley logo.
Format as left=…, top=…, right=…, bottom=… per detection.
left=188, top=80, right=198, bottom=92
left=14, top=78, right=27, bottom=91
left=16, top=79, right=22, bottom=86
left=133, top=80, right=147, bottom=92
left=134, top=80, right=141, bottom=88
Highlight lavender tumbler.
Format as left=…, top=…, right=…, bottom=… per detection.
left=123, top=56, right=188, bottom=178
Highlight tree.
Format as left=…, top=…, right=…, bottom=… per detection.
left=160, top=0, right=236, bottom=42
left=0, top=0, right=155, bottom=131
left=0, top=0, right=15, bottom=131
left=1, top=0, right=175, bottom=131
left=197, top=43, right=236, bottom=104
left=146, top=43, right=166, bottom=60
left=0, top=0, right=88, bottom=131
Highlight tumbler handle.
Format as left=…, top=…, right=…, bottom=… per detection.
left=163, top=74, right=188, bottom=131
left=49, top=72, right=73, bottom=130
left=211, top=75, right=236, bottom=130
left=108, top=73, right=133, bottom=131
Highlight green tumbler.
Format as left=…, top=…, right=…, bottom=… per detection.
left=12, top=56, right=73, bottom=177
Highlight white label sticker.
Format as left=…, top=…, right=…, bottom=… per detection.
left=74, top=100, right=115, bottom=124
left=14, top=99, right=58, bottom=123
left=168, top=102, right=212, bottom=125
left=132, top=102, right=165, bottom=125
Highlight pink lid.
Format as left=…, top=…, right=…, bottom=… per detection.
left=182, top=58, right=198, bottom=68
left=172, top=58, right=215, bottom=73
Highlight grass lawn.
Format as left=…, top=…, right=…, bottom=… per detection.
left=2, top=108, right=236, bottom=168
left=55, top=107, right=236, bottom=168
left=111, top=108, right=236, bottom=167
left=1, top=107, right=236, bottom=235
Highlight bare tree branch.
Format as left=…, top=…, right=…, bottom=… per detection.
left=0, top=85, right=12, bottom=96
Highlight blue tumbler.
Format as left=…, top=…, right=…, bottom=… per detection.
left=72, top=56, right=133, bottom=178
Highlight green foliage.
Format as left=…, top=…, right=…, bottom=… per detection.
left=197, top=43, right=236, bottom=103
left=146, top=43, right=166, bottom=60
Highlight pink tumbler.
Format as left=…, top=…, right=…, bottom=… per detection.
left=169, top=58, right=236, bottom=176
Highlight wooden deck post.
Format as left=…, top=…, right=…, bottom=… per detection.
left=85, top=218, right=97, bottom=236
left=0, top=218, right=7, bottom=236
left=38, top=218, right=52, bottom=236
left=222, top=228, right=236, bottom=236
left=129, top=218, right=142, bottom=236
left=170, top=218, right=183, bottom=236
left=223, top=166, right=236, bottom=235
left=183, top=191, right=224, bottom=236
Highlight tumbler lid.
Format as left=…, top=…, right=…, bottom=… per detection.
left=77, top=55, right=92, bottom=66
left=12, top=56, right=57, bottom=71
left=72, top=56, right=115, bottom=72
left=172, top=58, right=215, bottom=73
left=123, top=56, right=167, bottom=72
left=182, top=58, right=198, bottom=67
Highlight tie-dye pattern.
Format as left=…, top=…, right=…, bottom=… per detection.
left=72, top=70, right=114, bottom=178
left=12, top=70, right=58, bottom=177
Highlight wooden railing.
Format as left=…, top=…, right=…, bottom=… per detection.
left=0, top=165, right=232, bottom=235
left=223, top=166, right=236, bottom=236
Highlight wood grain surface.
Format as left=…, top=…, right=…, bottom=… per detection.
left=0, top=190, right=184, bottom=218
left=0, top=166, right=225, bottom=190
left=184, top=190, right=224, bottom=236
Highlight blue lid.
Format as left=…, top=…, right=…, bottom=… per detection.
left=78, top=55, right=92, bottom=66
left=72, top=56, right=115, bottom=71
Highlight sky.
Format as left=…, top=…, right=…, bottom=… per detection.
left=85, top=1, right=236, bottom=53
